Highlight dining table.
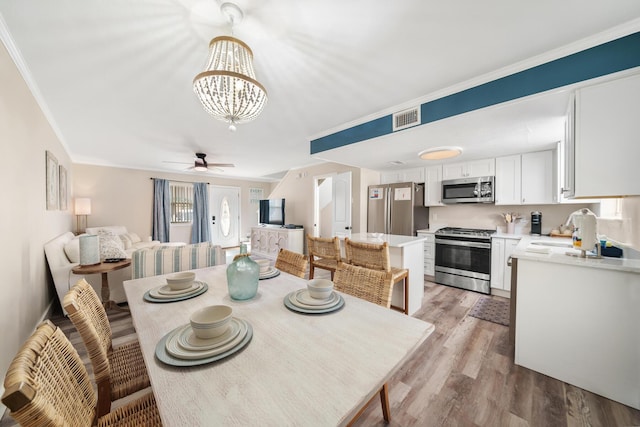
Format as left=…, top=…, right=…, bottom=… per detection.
left=123, top=264, right=434, bottom=426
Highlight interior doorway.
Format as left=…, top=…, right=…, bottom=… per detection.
left=210, top=185, right=240, bottom=248
left=313, top=171, right=352, bottom=238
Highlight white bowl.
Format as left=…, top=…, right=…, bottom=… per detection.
left=255, top=259, right=270, bottom=273
left=190, top=305, right=233, bottom=339
left=166, top=271, right=196, bottom=290
left=307, top=279, right=334, bottom=300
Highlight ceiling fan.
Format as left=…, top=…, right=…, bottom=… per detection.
left=165, top=153, right=235, bottom=172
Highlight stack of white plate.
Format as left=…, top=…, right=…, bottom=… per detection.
left=156, top=318, right=253, bottom=366
left=259, top=267, right=280, bottom=280
left=283, top=288, right=345, bottom=314
left=148, top=281, right=206, bottom=300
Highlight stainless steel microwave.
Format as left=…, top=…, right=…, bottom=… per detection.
left=441, top=176, right=494, bottom=204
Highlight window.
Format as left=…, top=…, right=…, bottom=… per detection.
left=600, top=198, right=623, bottom=219
left=170, top=182, right=193, bottom=223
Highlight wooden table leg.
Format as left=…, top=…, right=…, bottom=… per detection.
left=100, top=272, right=129, bottom=312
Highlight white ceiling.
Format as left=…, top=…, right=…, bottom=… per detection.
left=1, top=1, right=640, bottom=181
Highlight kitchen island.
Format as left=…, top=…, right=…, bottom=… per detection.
left=340, top=233, right=427, bottom=316
left=511, top=235, right=640, bottom=410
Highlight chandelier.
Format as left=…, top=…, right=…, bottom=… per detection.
left=193, top=3, right=267, bottom=131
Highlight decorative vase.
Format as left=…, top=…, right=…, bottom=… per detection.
left=506, top=222, right=515, bottom=234
left=79, top=235, right=100, bottom=266
left=226, top=243, right=259, bottom=300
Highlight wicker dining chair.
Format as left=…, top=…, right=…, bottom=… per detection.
left=333, top=262, right=394, bottom=425
left=333, top=262, right=394, bottom=308
left=63, top=279, right=151, bottom=418
left=1, top=320, right=162, bottom=427
left=306, top=235, right=341, bottom=279
left=344, top=238, right=410, bottom=314
left=275, top=248, right=308, bottom=278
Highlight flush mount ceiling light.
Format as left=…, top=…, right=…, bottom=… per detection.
left=418, top=146, right=463, bottom=160
left=193, top=2, right=267, bottom=132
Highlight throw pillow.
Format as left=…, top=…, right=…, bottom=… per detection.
left=64, top=238, right=81, bottom=263
left=128, top=232, right=142, bottom=243
left=120, top=234, right=133, bottom=249
left=98, top=229, right=128, bottom=260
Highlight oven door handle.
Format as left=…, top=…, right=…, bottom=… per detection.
left=435, top=238, right=491, bottom=249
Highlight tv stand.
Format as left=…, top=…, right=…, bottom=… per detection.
left=250, top=227, right=304, bottom=260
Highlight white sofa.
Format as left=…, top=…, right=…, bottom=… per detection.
left=85, top=226, right=160, bottom=251
left=44, top=228, right=226, bottom=313
left=44, top=226, right=161, bottom=313
left=44, top=232, right=130, bottom=313
left=131, top=242, right=226, bottom=279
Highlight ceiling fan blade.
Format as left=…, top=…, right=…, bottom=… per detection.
left=207, top=163, right=235, bottom=168
left=162, top=161, right=192, bottom=165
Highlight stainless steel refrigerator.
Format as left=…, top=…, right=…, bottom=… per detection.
left=367, top=182, right=429, bottom=236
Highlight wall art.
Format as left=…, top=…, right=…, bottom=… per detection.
left=45, top=150, right=59, bottom=210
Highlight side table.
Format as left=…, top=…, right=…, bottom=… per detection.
left=72, top=259, right=131, bottom=312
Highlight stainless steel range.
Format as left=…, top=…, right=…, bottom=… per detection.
left=434, top=227, right=496, bottom=294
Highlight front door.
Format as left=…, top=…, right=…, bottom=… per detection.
left=210, top=186, right=240, bottom=248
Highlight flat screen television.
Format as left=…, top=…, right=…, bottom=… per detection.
left=259, top=198, right=285, bottom=226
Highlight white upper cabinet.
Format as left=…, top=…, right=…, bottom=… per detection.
left=495, top=150, right=557, bottom=205
left=572, top=72, right=640, bottom=197
left=424, top=165, right=444, bottom=206
left=380, top=167, right=425, bottom=184
left=442, top=158, right=495, bottom=180
left=521, top=150, right=557, bottom=205
left=495, top=155, right=521, bottom=205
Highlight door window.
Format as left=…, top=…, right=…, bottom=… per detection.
left=220, top=197, right=231, bottom=237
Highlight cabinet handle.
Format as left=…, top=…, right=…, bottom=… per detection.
left=507, top=256, right=512, bottom=267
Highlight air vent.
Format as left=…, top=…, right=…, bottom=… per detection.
left=392, top=107, right=421, bottom=131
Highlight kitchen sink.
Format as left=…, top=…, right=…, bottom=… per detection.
left=529, top=240, right=573, bottom=248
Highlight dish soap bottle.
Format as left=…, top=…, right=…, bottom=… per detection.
left=226, top=243, right=259, bottom=300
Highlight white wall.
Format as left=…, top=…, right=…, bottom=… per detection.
left=0, top=42, right=74, bottom=410
left=268, top=163, right=376, bottom=249
left=72, top=164, right=273, bottom=245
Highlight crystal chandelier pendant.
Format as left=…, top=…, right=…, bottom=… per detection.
left=193, top=3, right=267, bottom=129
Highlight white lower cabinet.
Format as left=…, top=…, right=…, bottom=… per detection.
left=491, top=236, right=520, bottom=295
left=250, top=227, right=304, bottom=259
left=417, top=231, right=435, bottom=276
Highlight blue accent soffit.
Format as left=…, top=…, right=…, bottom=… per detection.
left=310, top=31, right=640, bottom=155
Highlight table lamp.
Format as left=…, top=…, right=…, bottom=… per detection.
left=75, top=198, right=91, bottom=234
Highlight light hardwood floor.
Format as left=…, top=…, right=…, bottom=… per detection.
left=2, top=277, right=639, bottom=426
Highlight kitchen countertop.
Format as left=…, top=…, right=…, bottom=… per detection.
left=512, top=235, right=640, bottom=274
left=345, top=233, right=427, bottom=248
left=492, top=232, right=525, bottom=240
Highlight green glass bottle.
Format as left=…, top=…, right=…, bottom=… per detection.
left=226, top=243, right=259, bottom=300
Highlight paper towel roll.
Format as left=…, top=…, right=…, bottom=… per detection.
left=79, top=235, right=100, bottom=266
left=580, top=210, right=598, bottom=250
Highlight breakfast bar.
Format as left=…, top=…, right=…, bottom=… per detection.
left=340, top=233, right=427, bottom=316
left=511, top=236, right=640, bottom=410
left=124, top=264, right=434, bottom=426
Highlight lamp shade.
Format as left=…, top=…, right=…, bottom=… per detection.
left=75, top=198, right=92, bottom=215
